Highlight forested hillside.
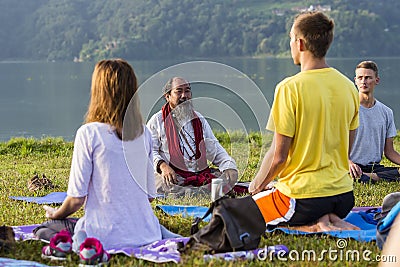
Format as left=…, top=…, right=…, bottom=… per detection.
left=1, top=0, right=399, bottom=61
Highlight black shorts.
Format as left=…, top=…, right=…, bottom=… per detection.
left=285, top=191, right=354, bottom=226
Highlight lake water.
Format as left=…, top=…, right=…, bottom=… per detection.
left=1, top=57, right=399, bottom=141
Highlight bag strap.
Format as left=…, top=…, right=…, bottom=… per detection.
left=190, top=201, right=216, bottom=235
left=190, top=194, right=233, bottom=235
left=190, top=193, right=237, bottom=235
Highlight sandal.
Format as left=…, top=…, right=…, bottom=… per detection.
left=27, top=174, right=42, bottom=191
left=40, top=174, right=55, bottom=189
left=27, top=174, right=56, bottom=191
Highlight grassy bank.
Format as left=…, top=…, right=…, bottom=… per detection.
left=0, top=133, right=399, bottom=266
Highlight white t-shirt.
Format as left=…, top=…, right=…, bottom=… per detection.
left=67, top=122, right=162, bottom=250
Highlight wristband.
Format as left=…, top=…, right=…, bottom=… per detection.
left=156, top=160, right=165, bottom=174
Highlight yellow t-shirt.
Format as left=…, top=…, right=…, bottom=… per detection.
left=268, top=68, right=359, bottom=198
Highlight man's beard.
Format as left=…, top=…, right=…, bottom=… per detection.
left=171, top=100, right=195, bottom=125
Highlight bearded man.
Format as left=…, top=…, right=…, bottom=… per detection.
left=146, top=77, right=238, bottom=196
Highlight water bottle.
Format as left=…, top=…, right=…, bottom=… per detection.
left=211, top=178, right=223, bottom=201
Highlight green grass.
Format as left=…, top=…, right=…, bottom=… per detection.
left=0, top=133, right=399, bottom=266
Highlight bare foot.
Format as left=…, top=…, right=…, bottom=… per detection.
left=316, top=214, right=342, bottom=231
left=287, top=224, right=321, bottom=232
left=286, top=213, right=360, bottom=232
left=286, top=215, right=337, bottom=232
left=328, top=213, right=360, bottom=230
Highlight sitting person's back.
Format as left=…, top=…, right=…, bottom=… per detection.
left=35, top=59, right=178, bottom=257
left=249, top=11, right=359, bottom=231
left=69, top=121, right=161, bottom=249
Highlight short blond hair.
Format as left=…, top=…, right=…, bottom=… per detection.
left=356, top=61, right=379, bottom=77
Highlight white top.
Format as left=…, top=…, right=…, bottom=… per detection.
left=67, top=122, right=162, bottom=250
left=350, top=100, right=397, bottom=165
left=146, top=110, right=237, bottom=173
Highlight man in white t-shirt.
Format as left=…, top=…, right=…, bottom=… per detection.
left=349, top=61, right=400, bottom=183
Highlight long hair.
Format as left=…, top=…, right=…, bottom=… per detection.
left=85, top=59, right=143, bottom=140
left=293, top=11, right=334, bottom=58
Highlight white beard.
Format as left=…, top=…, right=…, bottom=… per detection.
left=171, top=100, right=195, bottom=126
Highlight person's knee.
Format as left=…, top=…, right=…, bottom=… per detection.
left=33, top=227, right=58, bottom=241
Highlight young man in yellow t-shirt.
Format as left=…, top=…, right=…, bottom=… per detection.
left=249, top=11, right=360, bottom=231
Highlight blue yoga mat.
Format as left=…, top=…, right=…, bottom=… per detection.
left=271, top=212, right=377, bottom=242
left=10, top=192, right=67, bottom=204
left=0, top=257, right=50, bottom=267
left=157, top=205, right=210, bottom=221
left=157, top=204, right=378, bottom=242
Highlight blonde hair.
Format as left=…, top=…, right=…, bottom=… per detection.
left=356, top=60, right=379, bottom=77
left=85, top=59, right=143, bottom=140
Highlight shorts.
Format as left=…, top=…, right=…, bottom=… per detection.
left=252, top=189, right=354, bottom=227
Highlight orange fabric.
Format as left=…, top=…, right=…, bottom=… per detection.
left=253, top=189, right=294, bottom=224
